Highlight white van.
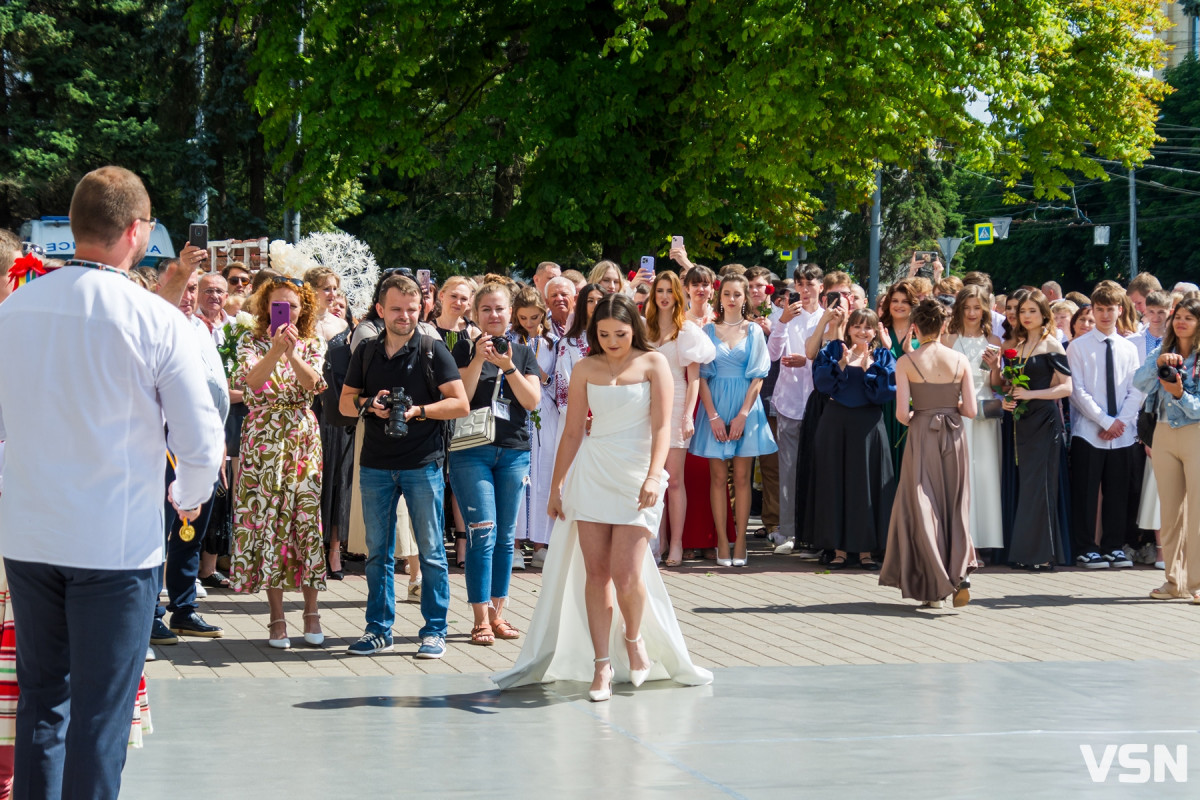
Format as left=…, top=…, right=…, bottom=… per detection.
left=20, top=215, right=176, bottom=266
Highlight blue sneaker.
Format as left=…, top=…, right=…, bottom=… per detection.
left=347, top=632, right=393, bottom=656
left=415, top=635, right=446, bottom=659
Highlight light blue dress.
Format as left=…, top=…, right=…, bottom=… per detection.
left=688, top=323, right=778, bottom=459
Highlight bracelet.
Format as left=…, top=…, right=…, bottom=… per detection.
left=709, top=414, right=720, bottom=421
left=502, top=367, right=517, bottom=375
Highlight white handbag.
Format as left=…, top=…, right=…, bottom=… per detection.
left=449, top=374, right=503, bottom=451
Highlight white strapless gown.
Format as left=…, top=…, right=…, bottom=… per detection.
left=493, top=382, right=713, bottom=689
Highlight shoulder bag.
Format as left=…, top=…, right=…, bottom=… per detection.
left=450, top=372, right=503, bottom=451
left=1136, top=389, right=1157, bottom=447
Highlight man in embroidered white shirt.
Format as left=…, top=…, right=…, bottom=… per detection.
left=0, top=166, right=223, bottom=798
left=1066, top=284, right=1144, bottom=570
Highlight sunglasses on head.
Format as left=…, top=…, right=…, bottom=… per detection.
left=21, top=242, right=46, bottom=257
left=270, top=276, right=305, bottom=288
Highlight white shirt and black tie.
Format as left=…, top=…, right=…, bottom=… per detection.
left=1066, top=328, right=1142, bottom=450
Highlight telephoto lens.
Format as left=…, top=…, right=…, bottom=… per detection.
left=1158, top=364, right=1179, bottom=382
left=384, top=387, right=412, bottom=438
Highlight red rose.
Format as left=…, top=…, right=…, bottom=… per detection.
left=1003, top=349, right=1018, bottom=360
left=713, top=279, right=721, bottom=291
left=627, top=270, right=637, bottom=281
left=765, top=285, right=775, bottom=294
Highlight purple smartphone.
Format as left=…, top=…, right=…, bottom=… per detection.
left=269, top=301, right=291, bottom=335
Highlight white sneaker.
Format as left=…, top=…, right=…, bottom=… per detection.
left=768, top=530, right=788, bottom=547
left=773, top=540, right=794, bottom=555
left=194, top=580, right=208, bottom=599
left=532, top=548, right=548, bottom=567
left=511, top=552, right=525, bottom=570
left=795, top=547, right=822, bottom=561
left=145, top=646, right=157, bottom=662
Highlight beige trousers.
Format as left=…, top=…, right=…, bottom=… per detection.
left=1153, top=420, right=1200, bottom=595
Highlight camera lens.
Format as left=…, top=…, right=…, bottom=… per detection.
left=1158, top=364, right=1179, bottom=382
left=492, top=336, right=509, bottom=355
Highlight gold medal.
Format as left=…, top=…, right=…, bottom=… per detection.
left=179, top=519, right=196, bottom=542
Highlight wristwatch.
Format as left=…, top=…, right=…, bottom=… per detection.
left=417, top=405, right=427, bottom=421
left=502, top=367, right=516, bottom=375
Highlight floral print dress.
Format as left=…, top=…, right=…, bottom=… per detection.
left=231, top=335, right=328, bottom=593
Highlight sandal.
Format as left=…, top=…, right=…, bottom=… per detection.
left=469, top=624, right=495, bottom=646
left=199, top=571, right=232, bottom=589
left=455, top=534, right=467, bottom=569
left=859, top=557, right=881, bottom=572
left=490, top=618, right=521, bottom=640
left=829, top=556, right=847, bottom=569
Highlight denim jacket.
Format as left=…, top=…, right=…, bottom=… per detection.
left=1132, top=346, right=1200, bottom=428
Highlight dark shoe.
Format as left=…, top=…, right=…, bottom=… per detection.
left=150, top=618, right=179, bottom=646
left=327, top=568, right=345, bottom=581
left=859, top=557, right=881, bottom=572
left=198, top=571, right=232, bottom=589
left=829, top=556, right=847, bottom=570
left=170, top=612, right=224, bottom=638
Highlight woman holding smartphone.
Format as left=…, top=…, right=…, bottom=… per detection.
left=231, top=276, right=328, bottom=648
left=450, top=282, right=543, bottom=645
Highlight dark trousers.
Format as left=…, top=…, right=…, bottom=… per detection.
left=1070, top=438, right=1138, bottom=556
left=155, top=463, right=216, bottom=622
left=4, top=558, right=157, bottom=800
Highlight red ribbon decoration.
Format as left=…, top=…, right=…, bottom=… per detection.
left=7, top=252, right=48, bottom=290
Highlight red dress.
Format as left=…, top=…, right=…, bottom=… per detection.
left=664, top=453, right=735, bottom=549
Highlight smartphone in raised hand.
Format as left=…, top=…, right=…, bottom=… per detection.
left=639, top=256, right=655, bottom=280
left=188, top=223, right=208, bottom=253
left=269, top=301, right=291, bottom=335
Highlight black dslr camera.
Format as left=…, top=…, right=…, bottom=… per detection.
left=1159, top=364, right=1180, bottom=382
left=490, top=336, right=509, bottom=355
left=379, top=386, right=413, bottom=438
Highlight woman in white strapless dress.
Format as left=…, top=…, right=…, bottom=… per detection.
left=493, top=294, right=713, bottom=699
left=944, top=286, right=1005, bottom=549
left=645, top=272, right=716, bottom=566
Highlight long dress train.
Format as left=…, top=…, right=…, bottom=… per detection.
left=494, top=382, right=713, bottom=689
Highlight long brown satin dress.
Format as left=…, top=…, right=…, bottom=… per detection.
left=879, top=372, right=979, bottom=603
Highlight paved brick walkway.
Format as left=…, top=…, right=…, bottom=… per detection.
left=147, top=539, right=1200, bottom=681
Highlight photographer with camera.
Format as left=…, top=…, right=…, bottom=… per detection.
left=450, top=282, right=542, bottom=644
left=340, top=274, right=469, bottom=657
left=1135, top=297, right=1200, bottom=602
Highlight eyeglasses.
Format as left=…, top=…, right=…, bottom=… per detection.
left=227, top=276, right=251, bottom=286
left=270, top=276, right=305, bottom=288
left=135, top=217, right=158, bottom=231
left=21, top=242, right=46, bottom=257
left=202, top=288, right=228, bottom=297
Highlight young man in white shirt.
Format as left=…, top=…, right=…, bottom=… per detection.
left=766, top=265, right=824, bottom=555
left=0, top=167, right=223, bottom=797
left=1066, top=284, right=1144, bottom=569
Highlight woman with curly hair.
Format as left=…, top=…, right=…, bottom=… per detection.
left=231, top=276, right=329, bottom=649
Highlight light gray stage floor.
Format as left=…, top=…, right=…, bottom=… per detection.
left=121, top=660, right=1200, bottom=798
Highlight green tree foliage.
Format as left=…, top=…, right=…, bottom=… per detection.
left=190, top=0, right=1168, bottom=271
left=955, top=56, right=1200, bottom=294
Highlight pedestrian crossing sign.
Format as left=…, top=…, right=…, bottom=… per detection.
left=780, top=250, right=793, bottom=261
left=974, top=223, right=994, bottom=245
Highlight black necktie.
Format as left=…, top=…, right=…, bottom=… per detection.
left=1105, top=339, right=1118, bottom=417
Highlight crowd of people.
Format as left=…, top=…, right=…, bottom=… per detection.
left=1, top=166, right=1200, bottom=797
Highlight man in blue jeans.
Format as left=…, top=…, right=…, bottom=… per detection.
left=340, top=274, right=469, bottom=657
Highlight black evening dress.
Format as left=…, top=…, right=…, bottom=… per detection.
left=1007, top=353, right=1071, bottom=567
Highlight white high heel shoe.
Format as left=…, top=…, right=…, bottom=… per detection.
left=626, top=635, right=654, bottom=688
left=267, top=618, right=290, bottom=650
left=303, top=611, right=324, bottom=647
left=588, top=657, right=613, bottom=702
